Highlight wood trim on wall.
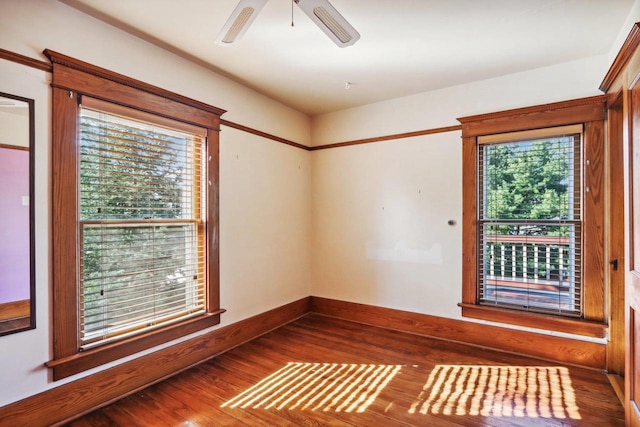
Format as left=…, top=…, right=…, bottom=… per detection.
left=583, top=119, right=606, bottom=322
left=0, top=297, right=311, bottom=427
left=48, top=62, right=221, bottom=130
left=44, top=50, right=225, bottom=118
left=46, top=312, right=224, bottom=380
left=0, top=48, right=310, bottom=151
left=461, top=135, right=478, bottom=304
left=0, top=48, right=52, bottom=72
left=310, top=297, right=606, bottom=370
left=50, top=86, right=81, bottom=364
left=46, top=51, right=226, bottom=380
left=0, top=48, right=462, bottom=153
left=0, top=295, right=607, bottom=425
left=458, top=95, right=608, bottom=137
left=310, top=124, right=462, bottom=151
left=220, top=122, right=463, bottom=152
left=206, top=127, right=221, bottom=315
left=606, top=95, right=626, bottom=377
left=601, top=22, right=640, bottom=93
left=0, top=143, right=29, bottom=152
left=458, top=95, right=608, bottom=335
left=221, top=119, right=309, bottom=150
left=458, top=303, right=606, bottom=338
left=0, top=295, right=611, bottom=425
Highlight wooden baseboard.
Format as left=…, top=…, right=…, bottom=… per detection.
left=0, top=297, right=311, bottom=427
left=310, top=297, right=606, bottom=370
left=608, top=374, right=625, bottom=406
left=0, top=295, right=608, bottom=425
left=0, top=299, right=30, bottom=321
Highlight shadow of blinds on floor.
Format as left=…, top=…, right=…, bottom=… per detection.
left=221, top=362, right=402, bottom=413
left=409, top=365, right=581, bottom=419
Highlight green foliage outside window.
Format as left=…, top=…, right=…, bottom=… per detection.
left=480, top=135, right=580, bottom=313
left=78, top=110, right=203, bottom=344
left=483, top=136, right=575, bottom=236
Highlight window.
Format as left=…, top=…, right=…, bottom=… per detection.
left=46, top=50, right=225, bottom=380
left=458, top=97, right=607, bottom=338
left=79, top=99, right=208, bottom=349
left=478, top=127, right=581, bottom=316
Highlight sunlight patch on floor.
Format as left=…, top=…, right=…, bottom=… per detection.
left=221, top=362, right=402, bottom=412
left=409, top=365, right=581, bottom=420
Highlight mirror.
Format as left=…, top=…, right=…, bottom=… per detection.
left=0, top=92, right=34, bottom=336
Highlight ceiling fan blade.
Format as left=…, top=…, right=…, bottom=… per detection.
left=215, top=0, right=268, bottom=45
left=294, top=0, right=360, bottom=47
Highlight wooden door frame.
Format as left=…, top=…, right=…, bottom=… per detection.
left=606, top=91, right=626, bottom=402
left=626, top=69, right=640, bottom=427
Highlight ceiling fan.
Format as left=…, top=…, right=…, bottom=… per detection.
left=215, top=0, right=360, bottom=48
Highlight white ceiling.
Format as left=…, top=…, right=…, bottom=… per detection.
left=61, top=0, right=634, bottom=116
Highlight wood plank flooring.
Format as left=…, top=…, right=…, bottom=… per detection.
left=66, top=314, right=624, bottom=426
left=0, top=317, right=30, bottom=334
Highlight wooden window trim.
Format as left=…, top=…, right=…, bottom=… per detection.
left=458, top=304, right=606, bottom=338
left=45, top=50, right=225, bottom=380
left=457, top=96, right=607, bottom=336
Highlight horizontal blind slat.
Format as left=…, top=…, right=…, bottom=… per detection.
left=83, top=294, right=206, bottom=327
left=477, top=133, right=582, bottom=316
left=78, top=105, right=207, bottom=347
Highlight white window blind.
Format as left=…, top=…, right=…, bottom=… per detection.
left=477, top=129, right=582, bottom=316
left=78, top=98, right=207, bottom=348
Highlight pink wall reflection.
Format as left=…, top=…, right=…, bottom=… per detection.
left=0, top=147, right=29, bottom=303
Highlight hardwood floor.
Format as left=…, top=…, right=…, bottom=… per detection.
left=0, top=316, right=30, bottom=334
left=66, top=314, right=624, bottom=426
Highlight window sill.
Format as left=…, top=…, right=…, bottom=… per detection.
left=46, top=310, right=224, bottom=380
left=458, top=303, right=606, bottom=338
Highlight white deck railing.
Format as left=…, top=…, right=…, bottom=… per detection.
left=485, top=235, right=571, bottom=285
left=482, top=234, right=578, bottom=312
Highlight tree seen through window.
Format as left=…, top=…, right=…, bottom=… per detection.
left=479, top=134, right=581, bottom=315
left=79, top=108, right=205, bottom=346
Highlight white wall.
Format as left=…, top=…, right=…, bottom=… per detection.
left=310, top=54, right=613, bottom=337
left=608, top=0, right=640, bottom=65
left=311, top=131, right=462, bottom=318
left=0, top=59, right=51, bottom=408
left=0, top=108, right=29, bottom=148
left=311, top=54, right=608, bottom=147
left=0, top=0, right=311, bottom=407
left=0, top=0, right=311, bottom=145
left=220, top=127, right=311, bottom=322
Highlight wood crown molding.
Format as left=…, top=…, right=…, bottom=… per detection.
left=43, top=49, right=226, bottom=118
left=310, top=297, right=606, bottom=370
left=600, top=22, right=640, bottom=93
left=0, top=297, right=311, bottom=427
left=0, top=48, right=52, bottom=72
